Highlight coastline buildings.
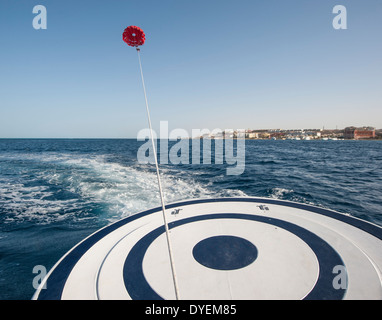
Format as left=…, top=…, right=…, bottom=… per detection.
left=344, top=126, right=376, bottom=140
left=200, top=126, right=379, bottom=140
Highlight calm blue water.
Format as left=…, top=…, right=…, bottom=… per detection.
left=1, top=139, right=381, bottom=299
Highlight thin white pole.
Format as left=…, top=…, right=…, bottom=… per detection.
left=136, top=48, right=180, bottom=300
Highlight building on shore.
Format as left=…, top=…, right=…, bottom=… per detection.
left=344, top=126, right=376, bottom=140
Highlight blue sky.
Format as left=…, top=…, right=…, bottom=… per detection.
left=0, top=0, right=381, bottom=138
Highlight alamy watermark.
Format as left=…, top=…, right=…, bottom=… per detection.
left=32, top=265, right=47, bottom=290
left=31, top=4, right=347, bottom=31
left=332, top=265, right=348, bottom=290
left=137, top=122, right=246, bottom=176
left=333, top=5, right=347, bottom=30
left=32, top=263, right=348, bottom=292
left=32, top=5, right=47, bottom=30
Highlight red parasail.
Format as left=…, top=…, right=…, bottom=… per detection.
left=123, top=26, right=145, bottom=47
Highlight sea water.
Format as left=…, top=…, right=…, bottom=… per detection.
left=0, top=139, right=381, bottom=299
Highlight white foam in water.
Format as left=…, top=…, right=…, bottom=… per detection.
left=269, top=187, right=330, bottom=212
left=0, top=183, right=83, bottom=224
left=270, top=187, right=294, bottom=199
left=58, top=155, right=246, bottom=223
left=0, top=153, right=247, bottom=225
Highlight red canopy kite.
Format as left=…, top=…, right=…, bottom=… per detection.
left=123, top=26, right=145, bottom=47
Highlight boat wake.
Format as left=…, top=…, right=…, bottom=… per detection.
left=0, top=152, right=246, bottom=226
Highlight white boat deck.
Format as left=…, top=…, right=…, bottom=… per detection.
left=33, top=197, right=382, bottom=300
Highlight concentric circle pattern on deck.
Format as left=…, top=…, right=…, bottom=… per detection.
left=33, top=198, right=382, bottom=300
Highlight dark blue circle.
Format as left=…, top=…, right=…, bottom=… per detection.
left=192, top=235, right=258, bottom=270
